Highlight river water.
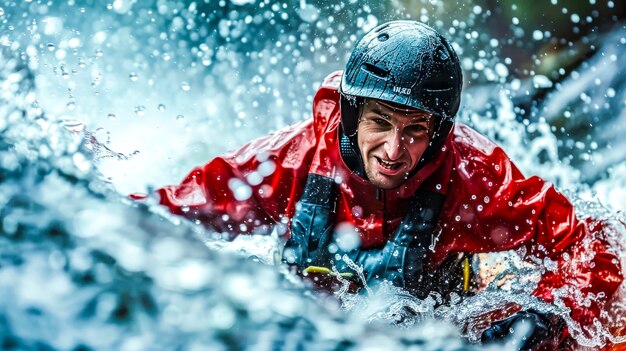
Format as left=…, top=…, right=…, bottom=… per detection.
left=1, top=1, right=625, bottom=350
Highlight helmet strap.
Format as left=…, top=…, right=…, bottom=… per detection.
left=339, top=126, right=365, bottom=178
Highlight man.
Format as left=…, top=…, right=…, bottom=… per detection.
left=154, top=21, right=622, bottom=349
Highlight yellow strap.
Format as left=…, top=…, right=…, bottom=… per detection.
left=463, top=256, right=470, bottom=292
left=304, top=266, right=354, bottom=278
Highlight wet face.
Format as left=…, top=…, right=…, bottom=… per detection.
left=357, top=99, right=434, bottom=189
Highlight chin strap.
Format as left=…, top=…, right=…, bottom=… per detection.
left=339, top=132, right=364, bottom=177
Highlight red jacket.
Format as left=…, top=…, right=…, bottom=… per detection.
left=156, top=71, right=622, bottom=332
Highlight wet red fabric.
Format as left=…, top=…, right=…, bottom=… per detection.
left=155, top=71, right=623, bottom=330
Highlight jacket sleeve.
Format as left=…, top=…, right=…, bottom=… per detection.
left=153, top=72, right=343, bottom=236
left=156, top=118, right=318, bottom=235
left=439, top=125, right=623, bottom=331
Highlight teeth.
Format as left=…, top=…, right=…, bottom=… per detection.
left=379, top=159, right=399, bottom=169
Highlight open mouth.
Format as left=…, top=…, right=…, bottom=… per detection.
left=376, top=157, right=402, bottom=170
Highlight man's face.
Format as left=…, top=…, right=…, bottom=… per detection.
left=357, top=99, right=434, bottom=189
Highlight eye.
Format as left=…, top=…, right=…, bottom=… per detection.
left=405, top=124, right=431, bottom=139
left=407, top=124, right=428, bottom=133
left=372, top=118, right=389, bottom=126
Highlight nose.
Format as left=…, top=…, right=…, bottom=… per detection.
left=383, top=128, right=405, bottom=160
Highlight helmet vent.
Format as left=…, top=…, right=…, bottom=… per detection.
left=374, top=23, right=392, bottom=33
left=434, top=46, right=450, bottom=62
left=360, top=63, right=389, bottom=79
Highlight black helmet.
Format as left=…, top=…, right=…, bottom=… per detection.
left=338, top=20, right=463, bottom=175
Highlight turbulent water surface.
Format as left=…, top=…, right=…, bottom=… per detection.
left=1, top=1, right=626, bottom=350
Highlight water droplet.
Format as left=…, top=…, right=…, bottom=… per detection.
left=107, top=113, right=116, bottom=119
left=259, top=184, right=273, bottom=198
left=258, top=160, right=276, bottom=176
left=455, top=215, right=461, bottom=221
left=351, top=206, right=363, bottom=218
left=533, top=75, right=553, bottom=89
left=335, top=223, right=360, bottom=251
left=435, top=184, right=442, bottom=190
left=495, top=63, right=509, bottom=78
left=66, top=101, right=76, bottom=110
left=246, top=171, right=262, bottom=186
left=158, top=104, right=166, bottom=112
left=228, top=178, right=252, bottom=201
left=134, top=106, right=146, bottom=116
left=47, top=43, right=56, bottom=51
left=607, top=88, right=616, bottom=98
left=176, top=114, right=185, bottom=121
left=129, top=72, right=138, bottom=81
left=95, top=49, right=103, bottom=57
left=0, top=8, right=5, bottom=16
left=181, top=82, right=191, bottom=91
left=73, top=153, right=91, bottom=173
